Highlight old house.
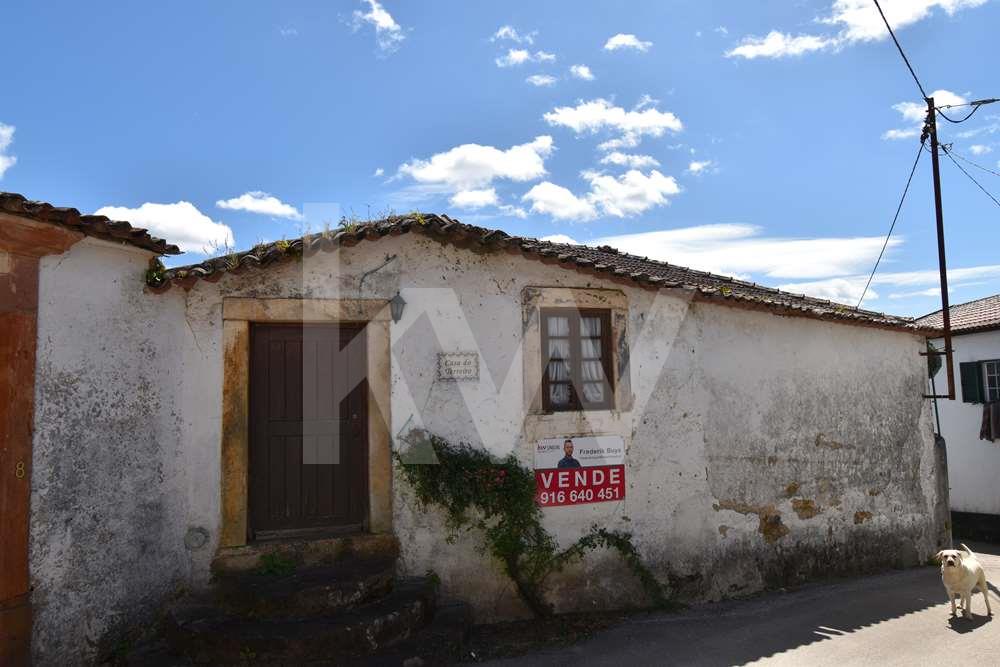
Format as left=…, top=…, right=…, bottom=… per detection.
left=920, top=295, right=1000, bottom=540
left=1, top=192, right=949, bottom=664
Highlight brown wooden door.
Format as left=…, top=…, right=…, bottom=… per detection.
left=249, top=323, right=368, bottom=539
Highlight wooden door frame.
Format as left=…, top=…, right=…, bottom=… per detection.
left=218, top=297, right=393, bottom=549
left=0, top=214, right=82, bottom=665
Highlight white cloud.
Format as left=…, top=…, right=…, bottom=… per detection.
left=537, top=223, right=1000, bottom=311
left=498, top=204, right=528, bottom=219
left=727, top=0, right=988, bottom=59
left=95, top=201, right=234, bottom=254
left=604, top=33, right=653, bottom=52
left=596, top=225, right=900, bottom=280
left=279, top=26, right=298, bottom=37
left=715, top=26, right=729, bottom=35
left=889, top=287, right=942, bottom=299
left=569, top=64, right=595, bottom=80
left=820, top=0, right=988, bottom=43
left=540, top=234, right=579, bottom=244
left=600, top=152, right=660, bottom=168
left=544, top=97, right=682, bottom=151
left=522, top=182, right=598, bottom=221
left=687, top=159, right=714, bottom=174
left=777, top=277, right=874, bottom=304
left=586, top=169, right=680, bottom=217
left=398, top=135, right=553, bottom=191
left=373, top=167, right=385, bottom=177
left=216, top=191, right=303, bottom=220
left=0, top=123, right=17, bottom=179
left=450, top=188, right=498, bottom=209
left=970, top=144, right=992, bottom=155
left=780, top=264, right=1000, bottom=304
left=726, top=31, right=835, bottom=59
left=491, top=25, right=535, bottom=45
left=495, top=48, right=555, bottom=67
left=526, top=74, right=557, bottom=87
left=351, top=0, right=405, bottom=55
left=882, top=128, right=920, bottom=140
left=523, top=169, right=680, bottom=221
left=883, top=89, right=967, bottom=140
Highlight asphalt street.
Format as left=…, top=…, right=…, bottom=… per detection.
left=485, top=541, right=1000, bottom=666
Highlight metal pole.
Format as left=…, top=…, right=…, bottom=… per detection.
left=931, top=374, right=942, bottom=435
left=926, top=97, right=956, bottom=400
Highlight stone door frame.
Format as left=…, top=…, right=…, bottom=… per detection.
left=218, top=297, right=393, bottom=549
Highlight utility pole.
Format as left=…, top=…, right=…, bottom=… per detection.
left=924, top=96, right=956, bottom=400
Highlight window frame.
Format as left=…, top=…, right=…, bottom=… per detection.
left=540, top=307, right=614, bottom=413
left=984, top=359, right=1000, bottom=402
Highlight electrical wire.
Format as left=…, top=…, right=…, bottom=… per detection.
left=855, top=141, right=925, bottom=309
left=937, top=105, right=982, bottom=124
left=873, top=0, right=928, bottom=100
left=941, top=145, right=1000, bottom=209
left=947, top=148, right=1000, bottom=179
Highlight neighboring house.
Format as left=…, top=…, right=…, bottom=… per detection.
left=918, top=295, right=1000, bottom=540
left=1, top=192, right=949, bottom=664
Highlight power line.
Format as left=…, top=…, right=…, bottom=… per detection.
left=855, top=140, right=925, bottom=309
left=947, top=148, right=1000, bottom=179
left=941, top=145, right=1000, bottom=209
left=936, top=105, right=982, bottom=124
left=873, top=0, right=928, bottom=99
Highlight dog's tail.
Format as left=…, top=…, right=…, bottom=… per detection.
left=960, top=543, right=975, bottom=556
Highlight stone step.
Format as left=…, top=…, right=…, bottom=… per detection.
left=211, top=533, right=398, bottom=575
left=164, top=578, right=437, bottom=663
left=211, top=556, right=397, bottom=618
left=347, top=600, right=473, bottom=666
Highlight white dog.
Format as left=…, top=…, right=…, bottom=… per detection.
left=936, top=544, right=992, bottom=618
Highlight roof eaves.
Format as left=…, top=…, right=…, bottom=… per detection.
left=149, top=213, right=922, bottom=333
left=0, top=192, right=180, bottom=255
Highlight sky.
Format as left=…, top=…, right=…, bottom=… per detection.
left=2, top=0, right=1000, bottom=316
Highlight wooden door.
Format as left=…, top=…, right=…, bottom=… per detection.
left=249, top=324, right=368, bottom=539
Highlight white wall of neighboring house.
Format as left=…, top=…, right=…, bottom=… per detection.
left=930, top=330, right=1000, bottom=516
left=30, top=236, right=189, bottom=665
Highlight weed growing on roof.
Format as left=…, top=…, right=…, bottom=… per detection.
left=145, top=257, right=166, bottom=285
left=395, top=430, right=672, bottom=617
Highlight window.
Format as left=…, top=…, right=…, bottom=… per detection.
left=541, top=308, right=613, bottom=411
left=985, top=361, right=1000, bottom=402
left=960, top=359, right=1000, bottom=403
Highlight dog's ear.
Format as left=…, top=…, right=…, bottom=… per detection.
left=934, top=551, right=945, bottom=562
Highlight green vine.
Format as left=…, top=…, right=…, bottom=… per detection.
left=396, top=431, right=671, bottom=617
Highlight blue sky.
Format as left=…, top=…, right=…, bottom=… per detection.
left=2, top=0, right=999, bottom=316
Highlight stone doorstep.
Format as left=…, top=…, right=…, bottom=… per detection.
left=211, top=532, right=399, bottom=575
left=345, top=599, right=474, bottom=666
left=212, top=557, right=397, bottom=618
left=165, top=578, right=438, bottom=662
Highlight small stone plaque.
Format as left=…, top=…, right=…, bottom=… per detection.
left=437, top=352, right=479, bottom=381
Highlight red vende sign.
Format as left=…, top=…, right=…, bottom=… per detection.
left=535, top=464, right=626, bottom=507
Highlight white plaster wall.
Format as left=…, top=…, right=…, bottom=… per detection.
left=178, top=235, right=943, bottom=621
left=30, top=237, right=189, bottom=665
left=929, top=331, right=1000, bottom=515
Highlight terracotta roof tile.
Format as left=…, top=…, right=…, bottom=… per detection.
left=916, top=293, right=1000, bottom=335
left=0, top=192, right=180, bottom=255
left=151, top=213, right=926, bottom=333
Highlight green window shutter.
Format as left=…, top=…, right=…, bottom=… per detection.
left=960, top=362, right=984, bottom=404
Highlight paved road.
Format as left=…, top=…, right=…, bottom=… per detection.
left=486, top=542, right=1000, bottom=666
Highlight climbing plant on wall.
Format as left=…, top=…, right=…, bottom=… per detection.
left=395, top=431, right=671, bottom=617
